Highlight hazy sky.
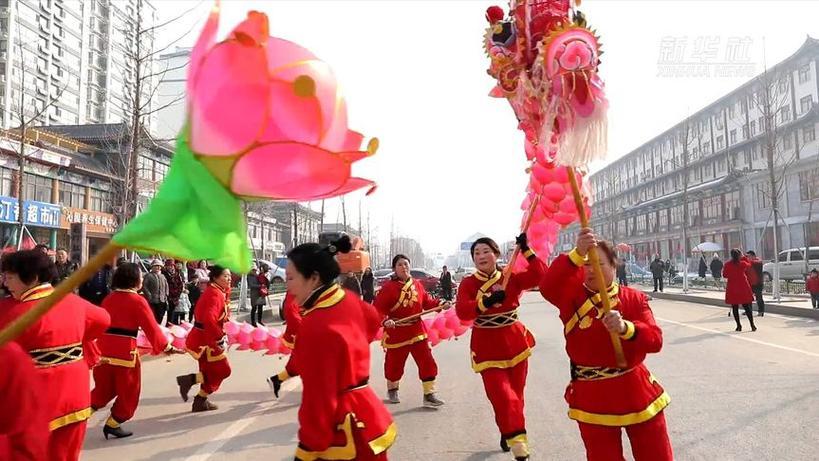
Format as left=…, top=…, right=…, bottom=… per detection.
left=154, top=0, right=819, bottom=256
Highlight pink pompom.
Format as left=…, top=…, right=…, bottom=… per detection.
left=136, top=331, right=150, bottom=349
left=265, top=336, right=281, bottom=353
left=554, top=212, right=575, bottom=226
left=438, top=327, right=453, bottom=341
left=268, top=327, right=282, bottom=338
left=542, top=183, right=565, bottom=203
left=237, top=330, right=252, bottom=346
left=373, top=327, right=384, bottom=342
left=252, top=326, right=268, bottom=342
left=240, top=323, right=254, bottom=334
left=559, top=197, right=578, bottom=214
left=532, top=163, right=554, bottom=185
left=453, top=323, right=470, bottom=337
left=172, top=336, right=186, bottom=350
left=180, top=321, right=193, bottom=331
left=250, top=340, right=266, bottom=351
left=427, top=329, right=441, bottom=347
left=444, top=314, right=460, bottom=331
left=423, top=318, right=434, bottom=331
left=169, top=325, right=187, bottom=338
left=224, top=321, right=240, bottom=336
left=236, top=343, right=251, bottom=351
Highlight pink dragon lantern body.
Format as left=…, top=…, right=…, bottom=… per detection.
left=484, top=0, right=606, bottom=261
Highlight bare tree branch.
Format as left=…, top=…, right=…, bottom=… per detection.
left=140, top=0, right=205, bottom=35
left=142, top=93, right=185, bottom=117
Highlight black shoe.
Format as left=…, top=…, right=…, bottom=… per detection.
left=500, top=437, right=510, bottom=452
left=192, top=395, right=218, bottom=412
left=759, top=312, right=764, bottom=317
left=103, top=425, right=133, bottom=440
left=258, top=320, right=266, bottom=326
left=176, top=373, right=196, bottom=402
left=735, top=325, right=742, bottom=332
left=251, top=322, right=258, bottom=327
left=266, top=375, right=282, bottom=398
left=751, top=325, right=757, bottom=332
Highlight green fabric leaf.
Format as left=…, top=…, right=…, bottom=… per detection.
left=113, top=136, right=251, bottom=274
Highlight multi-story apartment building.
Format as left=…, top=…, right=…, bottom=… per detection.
left=560, top=37, right=819, bottom=265
left=0, top=0, right=157, bottom=130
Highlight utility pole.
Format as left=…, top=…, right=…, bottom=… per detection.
left=320, top=199, right=325, bottom=231
left=358, top=199, right=362, bottom=237
left=341, top=196, right=348, bottom=233
left=292, top=203, right=299, bottom=248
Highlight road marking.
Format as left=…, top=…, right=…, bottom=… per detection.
left=657, top=317, right=819, bottom=358
left=183, top=378, right=302, bottom=461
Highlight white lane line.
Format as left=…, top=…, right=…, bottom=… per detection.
left=657, top=317, right=819, bottom=358
left=183, top=378, right=302, bottom=461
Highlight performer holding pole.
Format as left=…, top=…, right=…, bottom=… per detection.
left=455, top=234, right=544, bottom=461
left=287, top=236, right=396, bottom=460
left=91, top=262, right=179, bottom=439
left=0, top=249, right=110, bottom=461
left=266, top=292, right=302, bottom=397
left=373, top=254, right=449, bottom=408
left=539, top=228, right=673, bottom=460
left=176, top=265, right=233, bottom=412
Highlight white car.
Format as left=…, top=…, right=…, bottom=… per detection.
left=254, top=259, right=286, bottom=284
left=762, top=247, right=819, bottom=281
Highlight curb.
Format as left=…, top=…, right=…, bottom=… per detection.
left=642, top=290, right=819, bottom=320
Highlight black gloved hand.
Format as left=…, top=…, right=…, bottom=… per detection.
left=515, top=233, right=529, bottom=252
left=483, top=290, right=506, bottom=307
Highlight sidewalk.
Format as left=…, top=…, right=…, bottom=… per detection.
left=229, top=292, right=287, bottom=325
left=635, top=283, right=819, bottom=320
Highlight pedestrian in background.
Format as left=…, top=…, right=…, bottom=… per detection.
left=250, top=265, right=270, bottom=327
left=143, top=260, right=169, bottom=324
left=698, top=256, right=708, bottom=282
left=744, top=250, right=765, bottom=316
left=342, top=271, right=362, bottom=297
left=439, top=265, right=454, bottom=301
left=616, top=257, right=628, bottom=286
left=650, top=255, right=665, bottom=293
left=53, top=248, right=77, bottom=286
left=79, top=264, right=112, bottom=306
left=807, top=269, right=819, bottom=309
left=710, top=254, right=724, bottom=288
left=723, top=249, right=756, bottom=332
left=361, top=267, right=375, bottom=303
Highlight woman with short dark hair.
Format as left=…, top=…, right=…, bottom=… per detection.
left=455, top=234, right=544, bottom=460
left=0, top=249, right=110, bottom=461
left=175, top=265, right=233, bottom=412
left=286, top=236, right=396, bottom=460
left=91, top=262, right=173, bottom=439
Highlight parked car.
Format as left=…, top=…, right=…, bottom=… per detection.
left=763, top=247, right=819, bottom=281
left=453, top=267, right=476, bottom=282
left=372, top=269, right=442, bottom=294
left=373, top=269, right=393, bottom=288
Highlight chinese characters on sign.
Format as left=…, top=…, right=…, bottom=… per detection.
left=657, top=35, right=756, bottom=78
left=0, top=197, right=62, bottom=228
left=60, top=207, right=118, bottom=234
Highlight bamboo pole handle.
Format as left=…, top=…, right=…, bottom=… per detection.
left=566, top=168, right=627, bottom=368
left=393, top=303, right=449, bottom=325
left=501, top=195, right=540, bottom=290
left=0, top=242, right=122, bottom=347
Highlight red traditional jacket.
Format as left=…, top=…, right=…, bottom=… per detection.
left=455, top=250, right=545, bottom=373
left=0, top=341, right=49, bottom=460
left=0, top=284, right=110, bottom=431
left=722, top=259, right=754, bottom=305
left=373, top=277, right=439, bottom=349
left=281, top=293, right=302, bottom=350
left=97, top=290, right=169, bottom=367
left=539, top=250, right=670, bottom=427
left=186, top=283, right=230, bottom=360
left=293, top=285, right=396, bottom=460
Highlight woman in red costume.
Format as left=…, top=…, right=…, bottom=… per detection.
left=266, top=291, right=302, bottom=397
left=539, top=228, right=673, bottom=461
left=0, top=249, right=110, bottom=461
left=373, top=254, right=448, bottom=408
left=455, top=234, right=544, bottom=461
left=176, top=265, right=233, bottom=412
left=91, top=262, right=175, bottom=439
left=287, top=236, right=396, bottom=461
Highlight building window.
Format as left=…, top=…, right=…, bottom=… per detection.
left=670, top=205, right=683, bottom=226
left=155, top=162, right=169, bottom=181
left=801, top=96, right=813, bottom=114
left=716, top=135, right=724, bottom=150
left=89, top=188, right=112, bottom=212
left=730, top=129, right=737, bottom=144
left=59, top=182, right=85, bottom=208
left=742, top=125, right=749, bottom=139
left=804, top=125, right=817, bottom=143
left=715, top=115, right=724, bottom=130
left=798, top=64, right=810, bottom=84
left=137, top=156, right=153, bottom=180
left=24, top=174, right=52, bottom=203
left=778, top=77, right=789, bottom=93
left=758, top=116, right=765, bottom=132
left=0, top=168, right=13, bottom=196
left=783, top=132, right=793, bottom=150
left=728, top=104, right=736, bottom=118
left=702, top=196, right=722, bottom=220
left=688, top=201, right=701, bottom=226
left=703, top=141, right=711, bottom=154
left=647, top=212, right=657, bottom=233
left=756, top=183, right=772, bottom=209
left=636, top=215, right=646, bottom=233
left=780, top=105, right=791, bottom=123
left=800, top=168, right=819, bottom=201
left=750, top=120, right=756, bottom=135
left=725, top=191, right=741, bottom=220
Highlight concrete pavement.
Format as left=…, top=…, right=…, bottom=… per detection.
left=82, top=293, right=819, bottom=460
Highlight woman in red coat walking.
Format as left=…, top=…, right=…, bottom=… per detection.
left=723, top=249, right=757, bottom=332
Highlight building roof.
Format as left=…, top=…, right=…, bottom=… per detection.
left=42, top=123, right=130, bottom=143
left=627, top=170, right=742, bottom=212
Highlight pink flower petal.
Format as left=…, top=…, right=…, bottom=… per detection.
left=190, top=40, right=269, bottom=156
left=186, top=1, right=220, bottom=100
left=258, top=79, right=324, bottom=145
left=229, top=10, right=268, bottom=46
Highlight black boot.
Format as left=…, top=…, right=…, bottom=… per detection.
left=266, top=375, right=282, bottom=398
left=103, top=425, right=133, bottom=440
left=192, top=395, right=218, bottom=412
left=500, top=437, right=510, bottom=452
left=176, top=373, right=197, bottom=402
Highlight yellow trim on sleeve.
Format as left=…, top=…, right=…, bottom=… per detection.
left=471, top=348, right=532, bottom=373
left=295, top=413, right=356, bottom=460
left=50, top=407, right=93, bottom=431
left=568, top=248, right=588, bottom=267
left=100, top=350, right=138, bottom=368
left=620, top=320, right=636, bottom=340
left=477, top=296, right=489, bottom=313
left=522, top=248, right=535, bottom=259
left=567, top=392, right=671, bottom=427
left=381, top=333, right=428, bottom=349
left=368, top=422, right=398, bottom=454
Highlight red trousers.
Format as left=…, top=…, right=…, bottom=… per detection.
left=384, top=340, right=437, bottom=384
left=285, top=353, right=299, bottom=378
left=480, top=360, right=528, bottom=441
left=91, top=361, right=141, bottom=423
left=577, top=411, right=673, bottom=461
left=199, top=355, right=231, bottom=395
left=49, top=422, right=87, bottom=461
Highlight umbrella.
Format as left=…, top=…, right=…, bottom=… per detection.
left=692, top=242, right=723, bottom=253
left=615, top=243, right=632, bottom=253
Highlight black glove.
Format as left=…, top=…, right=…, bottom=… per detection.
left=483, top=290, right=506, bottom=307
left=515, top=233, right=529, bottom=252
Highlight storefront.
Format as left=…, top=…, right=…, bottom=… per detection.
left=0, top=196, right=62, bottom=247
left=59, top=207, right=118, bottom=264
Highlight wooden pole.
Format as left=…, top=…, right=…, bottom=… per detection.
left=566, top=168, right=627, bottom=368
left=500, top=195, right=540, bottom=290
left=0, top=242, right=122, bottom=347
left=394, top=304, right=448, bottom=325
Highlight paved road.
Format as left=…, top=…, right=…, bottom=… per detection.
left=81, top=293, right=819, bottom=460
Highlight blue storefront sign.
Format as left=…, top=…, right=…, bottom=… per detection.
left=0, top=196, right=61, bottom=228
